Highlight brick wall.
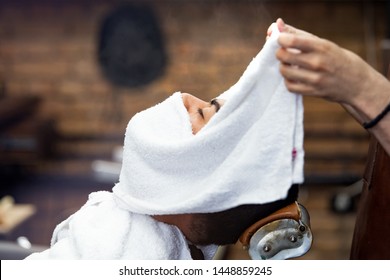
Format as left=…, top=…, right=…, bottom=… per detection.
left=0, top=0, right=387, bottom=162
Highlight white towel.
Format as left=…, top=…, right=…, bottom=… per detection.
left=113, top=24, right=304, bottom=215
left=26, top=191, right=217, bottom=259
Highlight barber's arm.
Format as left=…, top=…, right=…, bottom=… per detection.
left=273, top=18, right=390, bottom=155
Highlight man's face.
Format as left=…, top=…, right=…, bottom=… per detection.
left=181, top=93, right=225, bottom=134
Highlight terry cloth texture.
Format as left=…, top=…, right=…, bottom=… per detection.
left=113, top=24, right=304, bottom=215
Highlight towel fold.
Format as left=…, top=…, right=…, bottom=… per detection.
left=113, top=24, right=304, bottom=215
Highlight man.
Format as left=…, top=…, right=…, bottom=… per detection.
left=26, top=23, right=303, bottom=260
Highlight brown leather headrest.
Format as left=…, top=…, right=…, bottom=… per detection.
left=239, top=202, right=301, bottom=247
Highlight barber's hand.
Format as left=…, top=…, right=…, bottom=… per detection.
left=274, top=19, right=390, bottom=128
left=272, top=19, right=390, bottom=157
left=267, top=18, right=314, bottom=40
left=275, top=20, right=377, bottom=107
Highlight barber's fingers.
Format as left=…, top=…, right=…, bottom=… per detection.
left=283, top=78, right=318, bottom=96
left=281, top=26, right=316, bottom=38
left=276, top=18, right=316, bottom=38
left=266, top=18, right=297, bottom=40
left=279, top=63, right=324, bottom=95
left=276, top=19, right=298, bottom=35
left=276, top=46, right=325, bottom=71
left=266, top=18, right=285, bottom=39
left=284, top=81, right=314, bottom=95
left=280, top=63, right=323, bottom=85
left=278, top=33, right=323, bottom=53
left=267, top=18, right=314, bottom=42
left=267, top=23, right=275, bottom=38
left=274, top=18, right=307, bottom=35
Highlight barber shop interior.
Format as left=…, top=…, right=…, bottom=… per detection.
left=0, top=0, right=389, bottom=260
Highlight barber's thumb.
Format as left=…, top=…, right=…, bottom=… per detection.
left=277, top=33, right=292, bottom=46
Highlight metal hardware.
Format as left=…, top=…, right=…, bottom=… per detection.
left=248, top=204, right=313, bottom=260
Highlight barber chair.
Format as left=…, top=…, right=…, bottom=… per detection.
left=239, top=202, right=312, bottom=260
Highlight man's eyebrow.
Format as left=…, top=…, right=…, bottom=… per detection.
left=210, top=99, right=221, bottom=112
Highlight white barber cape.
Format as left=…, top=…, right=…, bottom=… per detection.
left=26, top=191, right=216, bottom=259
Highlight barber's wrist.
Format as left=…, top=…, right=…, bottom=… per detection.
left=363, top=102, right=390, bottom=129
left=350, top=72, right=390, bottom=126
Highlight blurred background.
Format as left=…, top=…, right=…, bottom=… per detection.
left=0, top=0, right=389, bottom=259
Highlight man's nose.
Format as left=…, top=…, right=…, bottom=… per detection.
left=182, top=93, right=208, bottom=112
